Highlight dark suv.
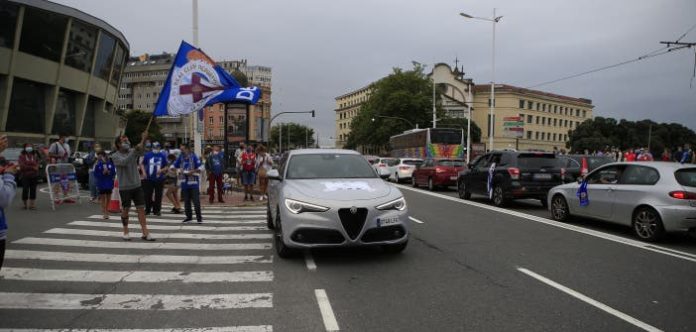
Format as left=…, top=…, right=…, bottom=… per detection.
left=456, top=151, right=563, bottom=207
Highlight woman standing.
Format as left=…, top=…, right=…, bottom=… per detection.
left=240, top=145, right=257, bottom=201
left=93, top=151, right=116, bottom=219
left=256, top=145, right=272, bottom=201
left=18, top=143, right=39, bottom=210
left=164, top=154, right=182, bottom=214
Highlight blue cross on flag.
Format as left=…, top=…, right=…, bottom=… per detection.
left=153, top=41, right=261, bottom=117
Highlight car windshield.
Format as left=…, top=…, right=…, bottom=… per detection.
left=403, top=160, right=423, bottom=166
left=517, top=154, right=557, bottom=168
left=437, top=159, right=464, bottom=167
left=1, top=148, right=22, bottom=161
left=675, top=168, right=696, bottom=188
left=286, top=154, right=377, bottom=179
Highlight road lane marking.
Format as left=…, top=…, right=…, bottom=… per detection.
left=0, top=292, right=273, bottom=310
left=0, top=327, right=273, bottom=332
left=314, top=289, right=339, bottom=332
left=128, top=213, right=266, bottom=219
left=408, top=216, right=424, bottom=224
left=14, top=237, right=272, bottom=250
left=4, top=250, right=272, bottom=264
left=45, top=228, right=273, bottom=240
left=305, top=251, right=317, bottom=271
left=162, top=204, right=265, bottom=211
left=396, top=184, right=696, bottom=264
left=90, top=215, right=266, bottom=224
left=0, top=267, right=273, bottom=283
left=69, top=220, right=266, bottom=231
left=517, top=267, right=662, bottom=332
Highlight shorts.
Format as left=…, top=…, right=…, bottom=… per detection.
left=119, top=187, right=145, bottom=209
left=241, top=170, right=256, bottom=186
left=98, top=189, right=113, bottom=195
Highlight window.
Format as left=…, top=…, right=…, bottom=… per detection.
left=536, top=116, right=540, bottom=125
left=675, top=169, right=696, bottom=187
left=93, top=32, right=116, bottom=80
left=219, top=116, right=223, bottom=123
left=7, top=77, right=47, bottom=133
left=65, top=20, right=97, bottom=72
left=286, top=154, right=377, bottom=179
left=519, top=99, right=525, bottom=108
left=553, top=118, right=557, bottom=126
left=536, top=103, right=540, bottom=111
left=52, top=89, right=77, bottom=135
left=81, top=97, right=98, bottom=137
left=541, top=132, right=546, bottom=140
left=527, top=131, right=532, bottom=139
left=582, top=110, right=587, bottom=118
left=576, top=109, right=580, bottom=117
left=552, top=133, right=557, bottom=141
left=209, top=116, right=214, bottom=124
left=527, top=115, right=533, bottom=123
left=587, top=165, right=625, bottom=185
left=564, top=119, right=568, bottom=127
left=528, top=101, right=534, bottom=110
left=541, top=117, right=546, bottom=125
left=0, top=2, right=19, bottom=48
left=110, top=44, right=126, bottom=85
left=19, top=7, right=68, bottom=61
left=554, top=105, right=558, bottom=113
left=535, top=132, right=539, bottom=140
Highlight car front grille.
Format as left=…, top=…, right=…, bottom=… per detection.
left=337, top=207, right=368, bottom=240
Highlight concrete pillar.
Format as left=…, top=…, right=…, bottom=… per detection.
left=44, top=16, right=72, bottom=144
left=0, top=5, right=24, bottom=132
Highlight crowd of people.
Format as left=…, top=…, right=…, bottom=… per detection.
left=554, top=143, right=696, bottom=163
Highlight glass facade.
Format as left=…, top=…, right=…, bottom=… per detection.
left=52, top=89, right=77, bottom=135
left=7, top=77, right=46, bottom=133
left=0, top=2, right=19, bottom=48
left=110, top=43, right=125, bottom=85
left=81, top=97, right=97, bottom=138
left=93, top=32, right=115, bottom=80
left=19, top=7, right=68, bottom=61
left=65, top=19, right=97, bottom=72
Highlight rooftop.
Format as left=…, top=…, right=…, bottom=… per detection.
left=473, top=84, right=593, bottom=105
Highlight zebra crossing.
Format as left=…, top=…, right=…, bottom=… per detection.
left=0, top=205, right=276, bottom=331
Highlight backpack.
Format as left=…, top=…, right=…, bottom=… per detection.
left=242, top=152, right=256, bottom=172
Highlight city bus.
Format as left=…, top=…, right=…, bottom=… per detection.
left=389, top=128, right=465, bottom=159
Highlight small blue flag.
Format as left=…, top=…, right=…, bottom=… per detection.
left=487, top=163, right=496, bottom=199
left=576, top=180, right=589, bottom=207
left=153, top=41, right=261, bottom=117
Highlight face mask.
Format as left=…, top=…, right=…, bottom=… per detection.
left=121, top=143, right=131, bottom=151
left=25, top=147, right=33, bottom=153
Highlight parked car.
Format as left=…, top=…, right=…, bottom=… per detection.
left=387, top=158, right=423, bottom=183
left=266, top=149, right=409, bottom=257
left=457, top=151, right=563, bottom=207
left=412, top=158, right=466, bottom=191
left=372, top=157, right=397, bottom=179
left=558, top=154, right=615, bottom=183
left=363, top=155, right=379, bottom=165
left=548, top=162, right=696, bottom=242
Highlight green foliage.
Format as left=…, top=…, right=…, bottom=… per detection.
left=568, top=117, right=696, bottom=153
left=123, top=110, right=163, bottom=145
left=270, top=122, right=316, bottom=151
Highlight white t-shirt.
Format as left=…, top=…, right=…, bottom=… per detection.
left=49, top=141, right=71, bottom=163
left=256, top=153, right=273, bottom=171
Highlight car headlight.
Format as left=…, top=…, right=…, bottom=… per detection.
left=376, top=197, right=407, bottom=211
left=284, top=198, right=330, bottom=214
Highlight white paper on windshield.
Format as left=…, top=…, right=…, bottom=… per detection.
left=322, top=181, right=376, bottom=192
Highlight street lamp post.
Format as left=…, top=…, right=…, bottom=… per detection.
left=371, top=115, right=417, bottom=129
left=460, top=9, right=502, bottom=151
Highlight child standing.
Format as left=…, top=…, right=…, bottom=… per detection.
left=94, top=151, right=116, bottom=219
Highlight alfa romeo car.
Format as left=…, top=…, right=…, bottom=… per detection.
left=266, top=149, right=409, bottom=257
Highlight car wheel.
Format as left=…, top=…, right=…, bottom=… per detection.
left=457, top=179, right=471, bottom=200
left=632, top=207, right=665, bottom=242
left=382, top=240, right=408, bottom=254
left=412, top=176, right=418, bottom=188
left=274, top=208, right=295, bottom=258
left=550, top=195, right=570, bottom=222
left=491, top=185, right=507, bottom=207
left=427, top=178, right=435, bottom=191
left=266, top=201, right=274, bottom=230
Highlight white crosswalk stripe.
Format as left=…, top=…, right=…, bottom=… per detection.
left=90, top=215, right=266, bottom=224
left=45, top=228, right=273, bottom=240
left=0, top=267, right=273, bottom=283
left=128, top=213, right=266, bottom=219
left=4, top=250, right=272, bottom=264
left=0, top=327, right=273, bottom=332
left=14, top=237, right=272, bottom=250
left=68, top=220, right=267, bottom=231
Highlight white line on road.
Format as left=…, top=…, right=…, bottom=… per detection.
left=128, top=213, right=266, bottom=219
left=396, top=184, right=696, bottom=264
left=0, top=327, right=273, bottom=332
left=161, top=204, right=265, bottom=211
left=14, top=237, right=272, bottom=251
left=4, top=250, right=272, bottom=264
left=0, top=267, right=273, bottom=283
left=90, top=215, right=266, bottom=225
left=45, top=228, right=273, bottom=240
left=0, top=292, right=273, bottom=310
left=69, top=220, right=266, bottom=232
left=517, top=267, right=662, bottom=332
left=408, top=216, right=424, bottom=224
left=304, top=251, right=317, bottom=271
left=315, top=289, right=339, bottom=332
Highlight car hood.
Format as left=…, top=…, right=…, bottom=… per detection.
left=284, top=178, right=393, bottom=201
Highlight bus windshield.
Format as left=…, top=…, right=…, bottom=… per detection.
left=429, top=129, right=462, bottom=145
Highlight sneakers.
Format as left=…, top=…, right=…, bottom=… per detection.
left=141, top=234, right=156, bottom=241
left=122, top=233, right=131, bottom=241
left=182, top=218, right=192, bottom=223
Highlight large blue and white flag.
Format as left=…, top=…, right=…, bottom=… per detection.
left=153, top=41, right=261, bottom=117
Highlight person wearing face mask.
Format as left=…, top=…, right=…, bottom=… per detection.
left=141, top=142, right=168, bottom=216
left=205, top=145, right=225, bottom=204
left=173, top=144, right=203, bottom=223
left=84, top=143, right=102, bottom=203
left=111, top=133, right=155, bottom=241
left=93, top=151, right=115, bottom=219
left=18, top=143, right=40, bottom=210
left=240, top=145, right=257, bottom=201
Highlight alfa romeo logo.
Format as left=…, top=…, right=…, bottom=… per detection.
left=349, top=206, right=358, bottom=214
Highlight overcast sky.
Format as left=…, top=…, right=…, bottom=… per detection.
left=53, top=0, right=696, bottom=144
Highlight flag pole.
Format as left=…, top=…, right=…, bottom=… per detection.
left=144, top=114, right=155, bottom=133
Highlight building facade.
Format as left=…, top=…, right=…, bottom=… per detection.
left=0, top=0, right=129, bottom=149
left=334, top=85, right=371, bottom=148
left=472, top=84, right=593, bottom=151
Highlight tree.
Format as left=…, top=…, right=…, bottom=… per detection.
left=123, top=110, right=163, bottom=145
left=270, top=123, right=316, bottom=151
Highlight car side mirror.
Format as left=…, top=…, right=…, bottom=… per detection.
left=267, top=169, right=282, bottom=181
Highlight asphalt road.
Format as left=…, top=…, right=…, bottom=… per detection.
left=1, top=183, right=695, bottom=331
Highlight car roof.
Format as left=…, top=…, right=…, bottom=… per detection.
left=600, top=161, right=696, bottom=171
left=287, top=148, right=361, bottom=156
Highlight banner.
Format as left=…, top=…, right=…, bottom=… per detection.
left=153, top=41, right=261, bottom=118
left=46, top=163, right=82, bottom=210
left=577, top=180, right=589, bottom=207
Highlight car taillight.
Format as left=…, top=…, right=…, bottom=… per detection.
left=436, top=167, right=447, bottom=173
left=399, top=166, right=410, bottom=171
left=507, top=167, right=520, bottom=180
left=669, top=191, right=696, bottom=200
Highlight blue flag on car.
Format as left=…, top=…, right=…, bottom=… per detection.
left=153, top=41, right=261, bottom=117
left=576, top=180, right=589, bottom=207
left=487, top=163, right=496, bottom=199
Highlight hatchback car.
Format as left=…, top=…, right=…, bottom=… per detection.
left=266, top=149, right=409, bottom=257
left=548, top=162, right=696, bottom=242
left=372, top=157, right=397, bottom=179
left=457, top=151, right=563, bottom=207
left=387, top=158, right=423, bottom=183
left=412, top=158, right=465, bottom=191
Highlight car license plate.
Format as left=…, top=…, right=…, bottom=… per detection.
left=534, top=173, right=552, bottom=180
left=376, top=216, right=399, bottom=227
left=450, top=176, right=457, bottom=180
